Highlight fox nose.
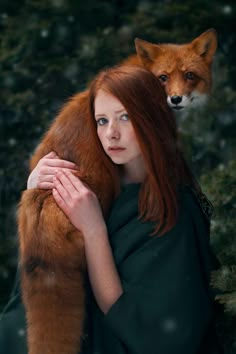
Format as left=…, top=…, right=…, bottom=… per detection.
left=171, top=95, right=182, bottom=105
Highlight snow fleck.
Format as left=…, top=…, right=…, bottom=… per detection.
left=162, top=317, right=177, bottom=332
left=18, top=328, right=25, bottom=337
left=67, top=15, right=75, bottom=23
left=41, top=29, right=49, bottom=38
left=222, top=5, right=232, bottom=15
left=1, top=13, right=8, bottom=19
left=8, top=138, right=17, bottom=146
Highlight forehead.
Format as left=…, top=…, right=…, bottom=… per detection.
left=94, top=90, right=125, bottom=114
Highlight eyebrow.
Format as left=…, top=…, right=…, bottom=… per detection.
left=95, top=109, right=126, bottom=118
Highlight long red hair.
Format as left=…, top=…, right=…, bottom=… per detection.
left=87, top=65, right=199, bottom=235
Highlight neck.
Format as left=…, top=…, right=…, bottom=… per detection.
left=120, top=158, right=146, bottom=185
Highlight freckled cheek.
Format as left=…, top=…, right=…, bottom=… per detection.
left=131, top=135, right=142, bottom=155
left=129, top=131, right=139, bottom=148
left=97, top=130, right=106, bottom=149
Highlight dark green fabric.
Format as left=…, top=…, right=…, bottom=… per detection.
left=82, top=184, right=222, bottom=354
left=0, top=299, right=27, bottom=354
left=0, top=184, right=222, bottom=354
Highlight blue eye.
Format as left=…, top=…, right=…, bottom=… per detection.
left=96, top=118, right=108, bottom=126
left=121, top=113, right=129, bottom=121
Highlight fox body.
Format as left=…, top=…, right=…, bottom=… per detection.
left=18, top=29, right=217, bottom=354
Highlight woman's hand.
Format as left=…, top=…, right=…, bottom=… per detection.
left=27, top=151, right=78, bottom=189
left=52, top=169, right=106, bottom=236
left=53, top=170, right=123, bottom=314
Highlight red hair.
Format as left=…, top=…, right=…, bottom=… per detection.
left=87, top=65, right=199, bottom=235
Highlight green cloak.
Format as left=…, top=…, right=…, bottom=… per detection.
left=81, top=184, right=222, bottom=354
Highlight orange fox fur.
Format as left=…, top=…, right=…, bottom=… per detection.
left=18, top=29, right=217, bottom=354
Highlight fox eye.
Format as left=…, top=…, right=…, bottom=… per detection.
left=159, top=74, right=168, bottom=84
left=185, top=72, right=195, bottom=80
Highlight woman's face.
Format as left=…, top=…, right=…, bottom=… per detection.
left=94, top=90, right=145, bottom=182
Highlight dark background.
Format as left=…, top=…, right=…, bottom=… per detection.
left=0, top=0, right=235, bottom=352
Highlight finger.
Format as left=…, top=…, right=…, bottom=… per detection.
left=40, top=167, right=78, bottom=177
left=53, top=171, right=78, bottom=199
left=45, top=159, right=78, bottom=169
left=53, top=174, right=74, bottom=201
left=62, top=169, right=86, bottom=191
left=37, top=181, right=54, bottom=189
left=44, top=151, right=58, bottom=158
left=38, top=174, right=55, bottom=183
left=52, top=188, right=70, bottom=214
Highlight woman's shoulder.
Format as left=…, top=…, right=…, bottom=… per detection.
left=179, top=185, right=214, bottom=224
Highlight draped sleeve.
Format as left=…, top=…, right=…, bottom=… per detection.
left=99, top=184, right=220, bottom=354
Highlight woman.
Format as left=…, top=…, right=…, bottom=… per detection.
left=1, top=66, right=221, bottom=354
left=26, top=65, right=222, bottom=354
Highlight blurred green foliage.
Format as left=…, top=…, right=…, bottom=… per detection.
left=201, top=160, right=236, bottom=352
left=0, top=0, right=235, bottom=352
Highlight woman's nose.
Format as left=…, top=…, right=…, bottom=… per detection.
left=107, top=122, right=120, bottom=140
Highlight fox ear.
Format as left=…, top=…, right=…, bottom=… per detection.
left=135, top=38, right=163, bottom=66
left=191, top=28, right=217, bottom=63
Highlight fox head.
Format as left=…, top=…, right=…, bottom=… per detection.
left=135, top=29, right=217, bottom=111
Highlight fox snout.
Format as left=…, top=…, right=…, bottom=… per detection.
left=160, top=70, right=210, bottom=111
left=169, top=95, right=184, bottom=110
left=170, top=95, right=182, bottom=105
left=166, top=92, right=208, bottom=111
left=167, top=91, right=208, bottom=111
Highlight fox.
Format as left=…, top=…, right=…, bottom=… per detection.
left=17, top=28, right=217, bottom=354
left=132, top=28, right=217, bottom=110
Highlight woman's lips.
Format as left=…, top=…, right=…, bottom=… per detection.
left=108, top=147, right=126, bottom=153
